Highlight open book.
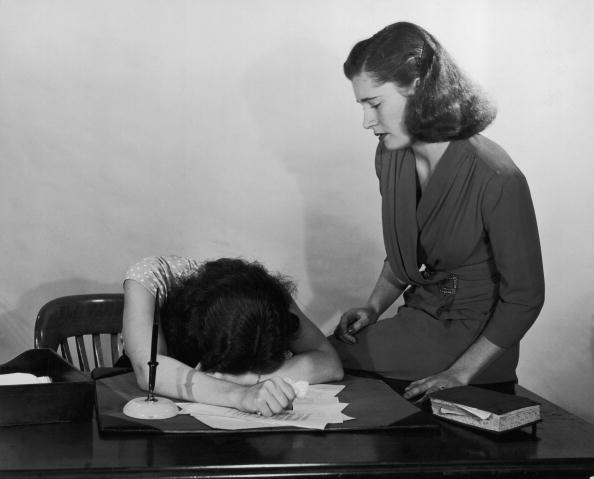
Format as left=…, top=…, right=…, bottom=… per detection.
left=429, top=386, right=540, bottom=433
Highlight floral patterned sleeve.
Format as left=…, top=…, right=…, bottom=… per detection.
left=124, top=255, right=200, bottom=306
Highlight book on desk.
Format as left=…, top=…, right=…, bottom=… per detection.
left=429, top=385, right=541, bottom=433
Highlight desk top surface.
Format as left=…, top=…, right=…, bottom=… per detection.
left=1, top=385, right=594, bottom=478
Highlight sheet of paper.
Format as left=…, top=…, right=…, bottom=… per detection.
left=178, top=403, right=330, bottom=430
left=177, top=381, right=351, bottom=430
left=293, top=401, right=348, bottom=422
left=0, top=373, right=52, bottom=385
left=284, top=377, right=309, bottom=398
left=307, top=384, right=345, bottom=397
left=439, top=405, right=492, bottom=420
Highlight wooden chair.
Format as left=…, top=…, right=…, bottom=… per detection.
left=34, top=294, right=124, bottom=372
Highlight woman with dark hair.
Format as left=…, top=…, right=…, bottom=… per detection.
left=123, top=256, right=343, bottom=416
left=333, top=22, right=544, bottom=401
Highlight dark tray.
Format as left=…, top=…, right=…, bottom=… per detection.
left=0, top=348, right=95, bottom=426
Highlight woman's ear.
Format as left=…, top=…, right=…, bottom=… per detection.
left=408, top=78, right=421, bottom=96
left=398, top=78, right=419, bottom=97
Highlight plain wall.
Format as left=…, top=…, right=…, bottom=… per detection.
left=1, top=0, right=593, bottom=423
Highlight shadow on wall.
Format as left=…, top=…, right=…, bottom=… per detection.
left=0, top=278, right=122, bottom=363
left=242, top=38, right=382, bottom=328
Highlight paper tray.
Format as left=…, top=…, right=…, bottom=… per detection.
left=0, top=348, right=95, bottom=426
left=95, top=372, right=437, bottom=434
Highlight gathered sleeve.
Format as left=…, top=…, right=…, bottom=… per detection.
left=124, top=255, right=200, bottom=306
left=481, top=171, right=545, bottom=348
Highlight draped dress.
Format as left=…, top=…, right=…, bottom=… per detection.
left=335, top=135, right=545, bottom=384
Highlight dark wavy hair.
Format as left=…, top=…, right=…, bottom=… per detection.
left=343, top=22, right=496, bottom=142
left=161, top=258, right=299, bottom=375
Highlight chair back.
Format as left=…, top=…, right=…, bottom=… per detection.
left=34, top=294, right=124, bottom=372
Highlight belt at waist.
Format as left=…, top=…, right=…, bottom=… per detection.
left=420, top=261, right=498, bottom=284
left=406, top=261, right=499, bottom=320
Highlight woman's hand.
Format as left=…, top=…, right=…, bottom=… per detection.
left=237, top=377, right=296, bottom=416
left=403, top=335, right=504, bottom=403
left=334, top=306, right=379, bottom=344
left=403, top=369, right=467, bottom=403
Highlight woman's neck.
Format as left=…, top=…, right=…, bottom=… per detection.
left=411, top=141, right=450, bottom=191
left=412, top=141, right=450, bottom=169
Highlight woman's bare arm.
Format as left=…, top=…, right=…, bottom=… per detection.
left=122, top=279, right=295, bottom=415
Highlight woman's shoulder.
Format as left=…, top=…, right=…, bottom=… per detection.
left=460, top=137, right=535, bottom=213
left=124, top=256, right=201, bottom=301
left=125, top=255, right=200, bottom=278
left=465, top=134, right=522, bottom=179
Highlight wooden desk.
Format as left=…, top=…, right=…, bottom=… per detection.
left=1, top=387, right=593, bottom=478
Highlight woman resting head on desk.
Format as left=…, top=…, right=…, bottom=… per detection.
left=123, top=256, right=343, bottom=417
left=332, top=22, right=545, bottom=401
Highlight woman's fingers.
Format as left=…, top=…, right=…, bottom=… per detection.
left=403, top=378, right=429, bottom=400
left=334, top=315, right=356, bottom=343
left=335, top=310, right=369, bottom=344
left=248, top=378, right=296, bottom=416
left=256, top=400, right=274, bottom=417
left=271, top=377, right=297, bottom=405
left=403, top=374, right=458, bottom=401
left=263, top=378, right=295, bottom=413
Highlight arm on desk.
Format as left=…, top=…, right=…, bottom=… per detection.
left=122, top=280, right=296, bottom=416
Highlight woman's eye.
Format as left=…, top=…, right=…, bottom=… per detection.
left=370, top=103, right=381, bottom=109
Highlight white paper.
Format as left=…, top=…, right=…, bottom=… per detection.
left=284, top=377, right=309, bottom=398
left=439, top=405, right=492, bottom=420
left=0, top=373, right=52, bottom=385
left=178, top=403, right=329, bottom=430
left=307, top=384, right=345, bottom=396
left=177, top=381, right=351, bottom=430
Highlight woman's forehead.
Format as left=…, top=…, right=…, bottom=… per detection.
left=351, top=74, right=399, bottom=102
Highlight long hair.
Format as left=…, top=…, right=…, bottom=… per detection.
left=344, top=22, right=496, bottom=142
left=161, top=258, right=299, bottom=374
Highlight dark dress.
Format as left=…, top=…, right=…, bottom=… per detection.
left=334, top=135, right=545, bottom=384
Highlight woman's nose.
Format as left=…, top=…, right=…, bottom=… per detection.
left=362, top=109, right=377, bottom=129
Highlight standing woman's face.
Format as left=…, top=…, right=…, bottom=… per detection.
left=351, top=72, right=414, bottom=150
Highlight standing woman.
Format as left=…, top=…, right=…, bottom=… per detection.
left=333, top=22, right=544, bottom=400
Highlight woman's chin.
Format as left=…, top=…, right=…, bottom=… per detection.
left=383, top=135, right=410, bottom=150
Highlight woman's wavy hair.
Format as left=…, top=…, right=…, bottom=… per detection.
left=161, top=258, right=299, bottom=375
left=344, top=22, right=496, bottom=142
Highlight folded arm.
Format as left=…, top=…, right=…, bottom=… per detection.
left=262, top=300, right=344, bottom=383
left=209, top=300, right=343, bottom=385
left=123, top=280, right=298, bottom=415
left=122, top=277, right=342, bottom=413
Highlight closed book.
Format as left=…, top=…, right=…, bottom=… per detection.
left=429, top=386, right=540, bottom=433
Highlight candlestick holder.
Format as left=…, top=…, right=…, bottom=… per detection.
left=123, top=291, right=179, bottom=420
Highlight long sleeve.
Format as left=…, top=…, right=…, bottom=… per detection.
left=481, top=171, right=545, bottom=348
